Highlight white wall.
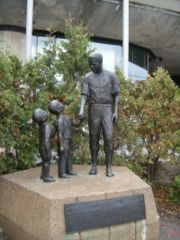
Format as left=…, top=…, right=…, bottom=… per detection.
left=0, top=31, right=26, bottom=62
left=132, top=0, right=180, bottom=12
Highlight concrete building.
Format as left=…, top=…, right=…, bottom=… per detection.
left=0, top=0, right=180, bottom=83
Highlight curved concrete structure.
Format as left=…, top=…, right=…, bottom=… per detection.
left=0, top=0, right=180, bottom=77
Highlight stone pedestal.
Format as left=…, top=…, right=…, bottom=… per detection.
left=0, top=165, right=159, bottom=240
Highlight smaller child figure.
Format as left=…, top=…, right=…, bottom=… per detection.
left=48, top=100, right=78, bottom=178
left=32, top=108, right=55, bottom=182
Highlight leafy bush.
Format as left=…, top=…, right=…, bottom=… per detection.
left=114, top=68, right=180, bottom=181
left=0, top=18, right=92, bottom=174
left=0, top=51, right=35, bottom=173
left=169, top=175, right=180, bottom=203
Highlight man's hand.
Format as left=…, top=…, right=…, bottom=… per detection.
left=78, top=113, right=85, bottom=121
left=72, top=116, right=84, bottom=127
left=60, top=146, right=64, bottom=153
left=112, top=112, right=118, bottom=124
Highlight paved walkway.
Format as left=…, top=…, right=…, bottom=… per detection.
left=160, top=214, right=180, bottom=240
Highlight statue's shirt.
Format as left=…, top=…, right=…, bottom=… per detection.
left=81, top=69, right=119, bottom=105
left=39, top=123, right=51, bottom=160
left=56, top=115, right=72, bottom=140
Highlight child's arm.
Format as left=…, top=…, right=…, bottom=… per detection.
left=72, top=118, right=84, bottom=127
left=50, top=122, right=56, bottom=139
left=57, top=118, right=64, bottom=152
left=43, top=125, right=51, bottom=161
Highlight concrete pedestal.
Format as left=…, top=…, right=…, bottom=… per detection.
left=0, top=165, right=159, bottom=240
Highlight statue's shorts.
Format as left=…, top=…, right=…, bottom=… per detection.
left=88, top=104, right=113, bottom=152
left=58, top=139, right=73, bottom=175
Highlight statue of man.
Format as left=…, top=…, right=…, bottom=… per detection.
left=79, top=53, right=119, bottom=177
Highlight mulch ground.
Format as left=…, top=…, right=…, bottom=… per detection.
left=152, top=185, right=180, bottom=240
left=152, top=185, right=180, bottom=219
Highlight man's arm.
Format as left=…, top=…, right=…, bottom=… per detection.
left=112, top=94, right=119, bottom=124
left=79, top=94, right=87, bottom=120
left=111, top=72, right=120, bottom=124
left=79, top=74, right=89, bottom=120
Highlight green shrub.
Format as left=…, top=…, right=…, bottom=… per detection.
left=169, top=175, right=180, bottom=203
left=114, top=68, right=180, bottom=181
left=0, top=18, right=92, bottom=175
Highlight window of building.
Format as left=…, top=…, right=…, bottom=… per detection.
left=129, top=46, right=149, bottom=80
left=32, top=35, right=150, bottom=80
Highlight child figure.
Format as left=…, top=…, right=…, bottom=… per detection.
left=32, top=108, right=55, bottom=182
left=48, top=100, right=77, bottom=178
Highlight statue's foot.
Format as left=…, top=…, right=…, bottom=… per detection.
left=89, top=165, right=97, bottom=175
left=59, top=174, right=70, bottom=178
left=67, top=171, right=77, bottom=176
left=106, top=167, right=114, bottom=177
left=43, top=176, right=55, bottom=182
left=49, top=175, right=55, bottom=180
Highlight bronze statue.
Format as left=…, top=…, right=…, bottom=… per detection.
left=32, top=108, right=55, bottom=182
left=48, top=100, right=77, bottom=178
left=79, top=53, right=119, bottom=177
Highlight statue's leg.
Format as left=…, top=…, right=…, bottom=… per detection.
left=89, top=145, right=99, bottom=175
left=66, top=140, right=76, bottom=175
left=40, top=161, right=45, bottom=179
left=42, top=161, right=55, bottom=182
left=88, top=106, right=101, bottom=175
left=104, top=150, right=114, bottom=177
left=40, top=151, right=46, bottom=179
left=102, top=106, right=114, bottom=177
left=58, top=151, right=70, bottom=178
left=66, top=139, right=72, bottom=173
left=40, top=150, right=55, bottom=182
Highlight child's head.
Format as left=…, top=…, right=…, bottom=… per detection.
left=48, top=100, right=64, bottom=115
left=32, top=108, right=48, bottom=124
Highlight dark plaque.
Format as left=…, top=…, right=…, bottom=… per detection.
left=64, top=194, right=146, bottom=233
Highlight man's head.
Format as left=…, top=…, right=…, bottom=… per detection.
left=88, top=53, right=103, bottom=74
left=48, top=100, right=64, bottom=115
left=32, top=108, right=48, bottom=124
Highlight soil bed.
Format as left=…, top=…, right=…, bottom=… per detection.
left=152, top=185, right=180, bottom=240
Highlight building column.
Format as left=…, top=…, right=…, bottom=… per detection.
left=26, top=0, right=34, bottom=60
left=123, top=0, right=129, bottom=79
